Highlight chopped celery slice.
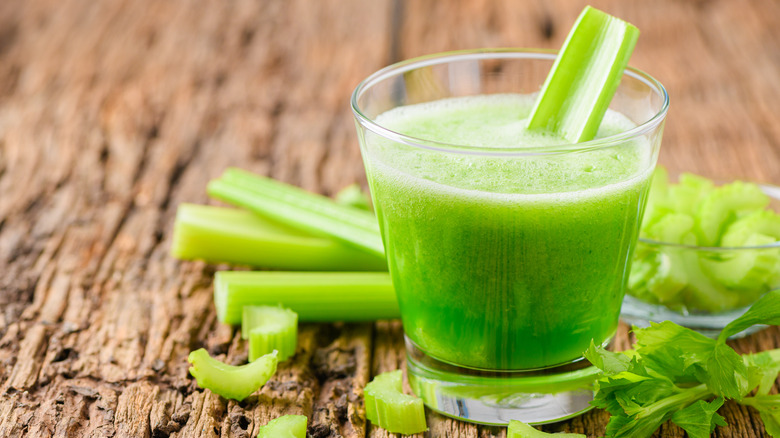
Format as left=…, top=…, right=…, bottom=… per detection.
left=679, top=172, right=715, bottom=192
left=364, top=370, right=427, bottom=435
left=645, top=250, right=688, bottom=305
left=668, top=183, right=709, bottom=218
left=695, top=181, right=770, bottom=246
left=214, top=271, right=398, bottom=325
left=171, top=203, right=386, bottom=271
left=645, top=213, right=696, bottom=245
left=507, top=420, right=585, bottom=438
left=335, top=184, right=372, bottom=211
left=187, top=349, right=278, bottom=400
left=721, top=210, right=780, bottom=247
left=256, top=415, right=307, bottom=438
left=702, top=233, right=779, bottom=291
left=527, top=6, right=639, bottom=143
left=207, top=168, right=385, bottom=258
left=679, top=251, right=740, bottom=312
left=242, top=306, right=298, bottom=362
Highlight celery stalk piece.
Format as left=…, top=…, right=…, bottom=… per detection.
left=702, top=233, right=779, bottom=291
left=645, top=213, right=697, bottom=245
left=242, top=306, right=298, bottom=362
left=695, top=181, right=770, bottom=246
left=364, top=370, right=427, bottom=435
left=335, top=184, right=372, bottom=211
left=527, top=6, right=639, bottom=143
left=507, top=420, right=585, bottom=438
left=721, top=210, right=780, bottom=247
left=171, top=203, right=387, bottom=271
left=645, top=250, right=688, bottom=305
left=214, top=271, right=398, bottom=325
left=207, top=168, right=385, bottom=258
left=187, top=349, right=278, bottom=400
left=256, top=415, right=307, bottom=438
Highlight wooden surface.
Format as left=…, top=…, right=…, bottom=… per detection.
left=1, top=0, right=779, bottom=436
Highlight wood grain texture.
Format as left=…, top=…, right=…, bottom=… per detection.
left=0, top=0, right=778, bottom=437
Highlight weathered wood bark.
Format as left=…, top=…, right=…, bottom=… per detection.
left=0, top=0, right=778, bottom=437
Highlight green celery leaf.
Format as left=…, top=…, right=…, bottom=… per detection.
left=604, top=407, right=675, bottom=438
left=759, top=410, right=780, bottom=438
left=585, top=341, right=632, bottom=374
left=718, top=290, right=780, bottom=343
left=589, top=342, right=681, bottom=420
left=746, top=352, right=780, bottom=396
left=670, top=397, right=727, bottom=438
left=633, top=321, right=716, bottom=379
left=603, top=383, right=713, bottom=438
left=741, top=395, right=780, bottom=437
left=697, top=343, right=748, bottom=400
left=616, top=379, right=681, bottom=416
left=592, top=372, right=653, bottom=416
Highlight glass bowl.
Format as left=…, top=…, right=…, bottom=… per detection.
left=621, top=181, right=780, bottom=338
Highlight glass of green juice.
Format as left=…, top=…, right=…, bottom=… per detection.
left=351, top=49, right=668, bottom=425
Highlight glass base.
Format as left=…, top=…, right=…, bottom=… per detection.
left=404, top=337, right=600, bottom=426
left=621, top=295, right=765, bottom=339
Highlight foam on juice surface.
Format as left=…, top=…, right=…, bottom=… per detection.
left=369, top=94, right=649, bottom=197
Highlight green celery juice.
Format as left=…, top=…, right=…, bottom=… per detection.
left=363, top=94, right=652, bottom=371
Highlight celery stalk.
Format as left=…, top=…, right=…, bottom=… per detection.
left=188, top=349, right=278, bottom=400
left=527, top=6, right=639, bottom=142
left=257, top=415, right=307, bottom=438
left=335, top=184, right=372, bottom=211
left=170, top=203, right=386, bottom=271
left=364, top=370, right=427, bottom=435
left=214, top=271, right=398, bottom=325
left=207, top=168, right=385, bottom=258
left=242, top=306, right=298, bottom=362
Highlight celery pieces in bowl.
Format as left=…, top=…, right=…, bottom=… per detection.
left=625, top=168, right=780, bottom=332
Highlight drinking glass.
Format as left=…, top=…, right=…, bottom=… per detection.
left=351, top=49, right=668, bottom=425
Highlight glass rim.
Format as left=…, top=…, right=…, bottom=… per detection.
left=638, top=237, right=780, bottom=251
left=350, top=48, right=670, bottom=157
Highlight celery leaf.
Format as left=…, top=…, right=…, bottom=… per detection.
left=670, top=398, right=727, bottom=438
left=718, top=290, right=780, bottom=343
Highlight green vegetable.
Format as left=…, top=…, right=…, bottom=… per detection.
left=242, top=306, right=298, bottom=362
left=741, top=395, right=780, bottom=437
left=256, top=415, right=307, bottom=438
left=717, top=289, right=780, bottom=342
left=527, top=6, right=639, bottom=143
left=364, top=370, right=427, bottom=435
left=669, top=398, right=727, bottom=438
left=696, top=181, right=770, bottom=246
left=335, top=183, right=372, bottom=211
left=507, top=420, right=585, bottom=437
left=170, top=203, right=386, bottom=271
left=629, top=168, right=780, bottom=312
left=586, top=290, right=780, bottom=437
left=207, top=168, right=384, bottom=258
left=214, top=271, right=398, bottom=325
left=721, top=210, right=780, bottom=247
left=188, top=348, right=278, bottom=400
